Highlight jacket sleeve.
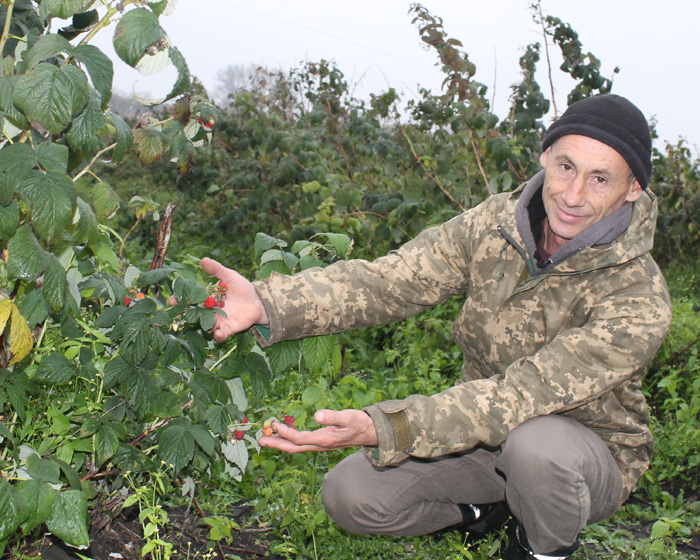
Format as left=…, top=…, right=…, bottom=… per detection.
left=250, top=210, right=484, bottom=347
left=364, top=280, right=672, bottom=466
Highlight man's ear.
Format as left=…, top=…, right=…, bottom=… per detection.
left=539, top=147, right=552, bottom=168
left=626, top=178, right=643, bottom=203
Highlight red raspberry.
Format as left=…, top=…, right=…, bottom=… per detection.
left=283, top=415, right=295, bottom=426
left=218, top=282, right=228, bottom=292
left=124, top=296, right=132, bottom=306
left=217, top=300, right=225, bottom=308
left=204, top=296, right=216, bottom=308
left=197, top=116, right=203, bottom=125
left=233, top=430, right=245, bottom=440
left=243, top=416, right=249, bottom=424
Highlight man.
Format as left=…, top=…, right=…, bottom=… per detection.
left=201, top=94, right=672, bottom=559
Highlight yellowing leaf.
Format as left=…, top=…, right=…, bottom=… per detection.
left=0, top=299, right=12, bottom=333
left=9, top=304, right=33, bottom=365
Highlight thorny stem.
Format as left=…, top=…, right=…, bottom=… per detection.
left=401, top=127, right=466, bottom=212
left=77, top=0, right=134, bottom=47
left=73, top=142, right=118, bottom=183
left=0, top=0, right=16, bottom=59
left=535, top=0, right=558, bottom=118
left=466, top=126, right=494, bottom=195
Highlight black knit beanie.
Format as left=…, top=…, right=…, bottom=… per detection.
left=542, top=94, right=652, bottom=189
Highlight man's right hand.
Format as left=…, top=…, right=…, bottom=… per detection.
left=173, top=257, right=269, bottom=342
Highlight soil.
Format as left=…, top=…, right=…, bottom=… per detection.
left=29, top=503, right=286, bottom=560
left=18, top=489, right=700, bottom=560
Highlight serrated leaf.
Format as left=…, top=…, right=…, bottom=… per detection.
left=74, top=197, right=100, bottom=245
left=0, top=478, right=29, bottom=541
left=0, top=300, right=11, bottom=334
left=92, top=181, right=119, bottom=221
left=36, top=143, right=69, bottom=173
left=46, top=490, right=89, bottom=549
left=17, top=289, right=50, bottom=327
left=254, top=232, right=284, bottom=256
left=48, top=0, right=94, bottom=19
left=134, top=127, right=166, bottom=165
left=102, top=355, right=137, bottom=388
left=23, top=34, right=73, bottom=71
left=95, top=424, right=121, bottom=465
left=226, top=378, right=248, bottom=412
left=302, top=335, right=335, bottom=373
left=321, top=232, right=352, bottom=257
left=112, top=8, right=166, bottom=68
left=0, top=201, right=19, bottom=239
left=149, top=0, right=178, bottom=17
left=158, top=421, right=194, bottom=473
left=17, top=480, right=56, bottom=534
left=67, top=90, right=106, bottom=149
left=265, top=340, right=301, bottom=374
left=19, top=170, right=76, bottom=238
left=205, top=405, right=231, bottom=436
left=172, top=277, right=209, bottom=305
left=72, top=44, right=113, bottom=108
left=189, top=424, right=215, bottom=456
left=43, top=255, right=68, bottom=311
left=9, top=302, right=33, bottom=365
left=136, top=267, right=175, bottom=287
left=246, top=352, right=271, bottom=395
left=222, top=440, right=248, bottom=472
left=6, top=225, right=48, bottom=280
left=35, top=352, right=78, bottom=385
left=0, top=143, right=37, bottom=206
left=106, top=111, right=133, bottom=163
left=0, top=76, right=29, bottom=130
left=13, top=63, right=89, bottom=134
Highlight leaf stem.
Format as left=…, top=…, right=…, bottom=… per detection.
left=73, top=142, right=117, bottom=182
left=0, top=0, right=16, bottom=59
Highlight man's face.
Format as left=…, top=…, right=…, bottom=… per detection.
left=539, top=134, right=642, bottom=252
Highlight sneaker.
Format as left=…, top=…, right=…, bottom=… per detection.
left=431, top=501, right=510, bottom=540
left=502, top=522, right=579, bottom=560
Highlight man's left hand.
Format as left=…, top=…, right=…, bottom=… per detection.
left=259, top=409, right=378, bottom=453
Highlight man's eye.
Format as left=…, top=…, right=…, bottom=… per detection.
left=561, top=163, right=572, bottom=171
left=595, top=176, right=607, bottom=185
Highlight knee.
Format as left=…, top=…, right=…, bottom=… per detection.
left=322, top=456, right=388, bottom=535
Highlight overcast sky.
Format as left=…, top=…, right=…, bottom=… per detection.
left=94, top=0, right=699, bottom=152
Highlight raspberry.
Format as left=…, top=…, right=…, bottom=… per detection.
left=283, top=415, right=295, bottom=426
left=217, top=300, right=225, bottom=308
left=204, top=296, right=216, bottom=308
left=135, top=292, right=145, bottom=300
left=124, top=296, right=132, bottom=306
left=233, top=430, right=245, bottom=440
left=243, top=416, right=249, bottom=424
left=218, top=282, right=228, bottom=291
left=262, top=426, right=274, bottom=437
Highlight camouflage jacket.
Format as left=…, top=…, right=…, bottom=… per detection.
left=253, top=172, right=672, bottom=496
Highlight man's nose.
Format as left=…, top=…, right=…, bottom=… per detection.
left=561, top=176, right=586, bottom=206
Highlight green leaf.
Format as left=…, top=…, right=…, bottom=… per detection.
left=320, top=232, right=352, bottom=257
left=72, top=44, right=113, bottom=108
left=205, top=405, right=232, bottom=436
left=265, top=340, right=301, bottom=374
left=0, top=478, right=29, bottom=541
left=7, top=225, right=48, bottom=281
left=23, top=34, right=73, bottom=71
left=36, top=352, right=78, bottom=385
left=0, top=76, right=29, bottom=130
left=255, top=232, right=285, bottom=256
left=246, top=353, right=271, bottom=395
left=302, top=335, right=336, bottom=373
left=73, top=197, right=100, bottom=245
left=17, top=288, right=50, bottom=327
left=134, top=127, right=167, bottom=165
left=0, top=201, right=19, bottom=240
left=107, top=111, right=133, bottom=163
left=43, top=255, right=68, bottom=311
left=48, top=0, right=94, bottom=19
left=222, top=440, right=248, bottom=472
left=92, top=181, right=119, bottom=221
left=36, top=143, right=69, bottom=174
left=162, top=46, right=191, bottom=103
left=17, top=480, right=56, bottom=534
left=26, top=453, right=61, bottom=483
left=13, top=63, right=89, bottom=135
left=19, top=170, right=76, bottom=238
left=58, top=10, right=100, bottom=41
left=46, top=490, right=90, bottom=549
left=136, top=267, right=176, bottom=287
left=172, top=277, right=209, bottom=305
left=67, top=90, right=106, bottom=149
left=651, top=519, right=671, bottom=539
left=112, top=8, right=166, bottom=68
left=95, top=424, right=122, bottom=465
left=302, top=386, right=324, bottom=407
left=0, top=143, right=37, bottom=206
left=158, top=421, right=194, bottom=473
left=189, top=424, right=216, bottom=456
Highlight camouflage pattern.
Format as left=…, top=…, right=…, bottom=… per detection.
left=253, top=178, right=672, bottom=497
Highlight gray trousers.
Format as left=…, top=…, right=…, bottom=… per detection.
left=322, top=415, right=624, bottom=555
